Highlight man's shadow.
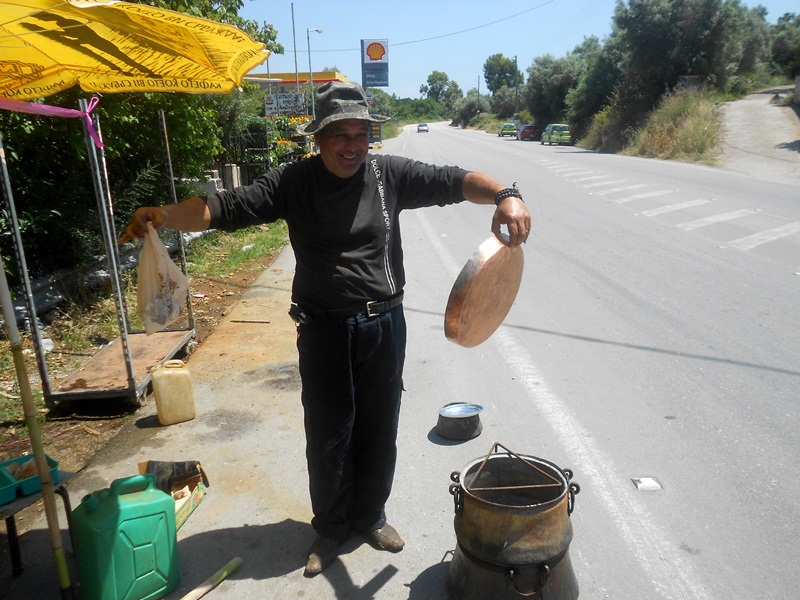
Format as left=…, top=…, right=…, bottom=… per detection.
left=177, top=521, right=453, bottom=598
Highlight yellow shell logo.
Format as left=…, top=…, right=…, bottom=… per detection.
left=366, top=42, right=386, bottom=61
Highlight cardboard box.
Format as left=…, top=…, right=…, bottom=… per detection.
left=174, top=480, right=206, bottom=530
left=138, top=460, right=207, bottom=529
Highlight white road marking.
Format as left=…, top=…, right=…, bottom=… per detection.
left=726, top=222, right=800, bottom=250
left=572, top=174, right=613, bottom=182
left=677, top=209, right=757, bottom=231
left=641, top=199, right=711, bottom=216
left=595, top=183, right=650, bottom=196
left=616, top=190, right=674, bottom=204
left=583, top=179, right=629, bottom=189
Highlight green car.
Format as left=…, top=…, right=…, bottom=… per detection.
left=498, top=123, right=517, bottom=137
left=541, top=123, right=572, bottom=145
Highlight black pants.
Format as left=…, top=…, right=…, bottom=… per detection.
left=297, top=305, right=406, bottom=542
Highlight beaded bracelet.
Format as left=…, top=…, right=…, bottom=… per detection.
left=494, top=182, right=523, bottom=206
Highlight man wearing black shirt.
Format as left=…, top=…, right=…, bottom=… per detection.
left=120, top=82, right=530, bottom=576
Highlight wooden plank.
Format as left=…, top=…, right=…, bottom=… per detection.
left=54, top=330, right=193, bottom=396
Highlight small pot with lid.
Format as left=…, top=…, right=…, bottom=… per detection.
left=436, top=402, right=484, bottom=440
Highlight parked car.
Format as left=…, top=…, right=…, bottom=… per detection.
left=517, top=124, right=540, bottom=141
left=417, top=123, right=429, bottom=133
left=498, top=123, right=517, bottom=137
left=541, top=123, right=572, bottom=145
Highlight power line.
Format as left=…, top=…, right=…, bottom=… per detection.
left=313, top=0, right=556, bottom=54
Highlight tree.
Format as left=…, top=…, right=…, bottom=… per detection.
left=566, top=35, right=624, bottom=137
left=440, top=80, right=464, bottom=118
left=391, top=97, right=446, bottom=122
left=771, top=13, right=800, bottom=78
left=365, top=88, right=394, bottom=118
left=419, top=71, right=452, bottom=101
left=608, top=0, right=773, bottom=130
left=523, top=54, right=586, bottom=126
left=419, top=71, right=462, bottom=117
left=483, top=54, right=522, bottom=94
left=491, top=86, right=518, bottom=119
left=452, top=90, right=491, bottom=128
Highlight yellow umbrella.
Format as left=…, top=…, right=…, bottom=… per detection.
left=0, top=0, right=269, bottom=100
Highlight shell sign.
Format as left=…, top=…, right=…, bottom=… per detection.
left=361, top=39, right=389, bottom=87
left=362, top=39, right=388, bottom=63
left=366, top=41, right=386, bottom=61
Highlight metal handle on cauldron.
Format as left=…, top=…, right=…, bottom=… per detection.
left=563, top=468, right=581, bottom=515
left=449, top=471, right=463, bottom=516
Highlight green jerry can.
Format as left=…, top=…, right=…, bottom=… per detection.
left=72, top=474, right=180, bottom=600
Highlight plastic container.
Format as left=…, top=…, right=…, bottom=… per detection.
left=0, top=467, right=16, bottom=505
left=0, top=453, right=60, bottom=496
left=152, top=359, right=196, bottom=425
left=72, top=474, right=179, bottom=600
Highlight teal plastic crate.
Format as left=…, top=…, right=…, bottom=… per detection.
left=0, top=468, right=16, bottom=505
left=0, top=454, right=60, bottom=496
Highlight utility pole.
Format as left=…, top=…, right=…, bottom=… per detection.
left=514, top=55, right=519, bottom=116
left=307, top=27, right=323, bottom=121
left=291, top=3, right=299, bottom=93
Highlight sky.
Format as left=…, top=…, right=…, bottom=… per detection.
left=239, top=0, right=798, bottom=99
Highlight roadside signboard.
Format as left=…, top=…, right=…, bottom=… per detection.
left=368, top=121, right=382, bottom=147
left=361, top=39, right=389, bottom=87
left=265, top=93, right=306, bottom=116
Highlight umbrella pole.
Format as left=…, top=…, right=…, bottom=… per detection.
left=0, top=160, right=73, bottom=598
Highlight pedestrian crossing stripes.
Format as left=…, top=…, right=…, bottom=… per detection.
left=584, top=179, right=629, bottom=189
left=677, top=209, right=757, bottom=231
left=726, top=222, right=800, bottom=251
left=572, top=174, right=612, bottom=182
left=544, top=163, right=799, bottom=257
left=641, top=199, right=711, bottom=216
left=614, top=189, right=674, bottom=204
left=595, top=183, right=650, bottom=196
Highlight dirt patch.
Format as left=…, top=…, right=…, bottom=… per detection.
left=717, top=85, right=800, bottom=183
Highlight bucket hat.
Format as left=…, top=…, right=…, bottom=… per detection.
left=297, top=81, right=389, bottom=135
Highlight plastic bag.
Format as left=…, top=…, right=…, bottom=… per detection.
left=137, top=222, right=190, bottom=335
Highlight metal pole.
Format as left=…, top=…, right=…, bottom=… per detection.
left=514, top=55, right=519, bottom=116
left=79, top=99, right=139, bottom=403
left=0, top=137, right=73, bottom=599
left=0, top=133, right=53, bottom=401
left=291, top=3, right=299, bottom=93
left=307, top=27, right=322, bottom=121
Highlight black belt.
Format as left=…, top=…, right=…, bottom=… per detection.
left=311, top=291, right=404, bottom=320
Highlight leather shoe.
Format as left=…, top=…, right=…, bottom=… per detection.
left=368, top=523, right=405, bottom=552
left=304, top=535, right=339, bottom=576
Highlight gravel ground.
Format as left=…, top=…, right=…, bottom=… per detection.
left=717, top=85, right=800, bottom=184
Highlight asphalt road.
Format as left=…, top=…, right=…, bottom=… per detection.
left=394, top=121, right=799, bottom=599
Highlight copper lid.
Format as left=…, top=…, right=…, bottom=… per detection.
left=444, top=235, right=524, bottom=347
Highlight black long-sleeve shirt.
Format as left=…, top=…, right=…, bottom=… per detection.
left=206, top=154, right=468, bottom=311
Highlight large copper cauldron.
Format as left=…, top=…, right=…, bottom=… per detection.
left=447, top=443, right=580, bottom=599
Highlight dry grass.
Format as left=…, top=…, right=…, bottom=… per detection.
left=622, top=90, right=722, bottom=165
